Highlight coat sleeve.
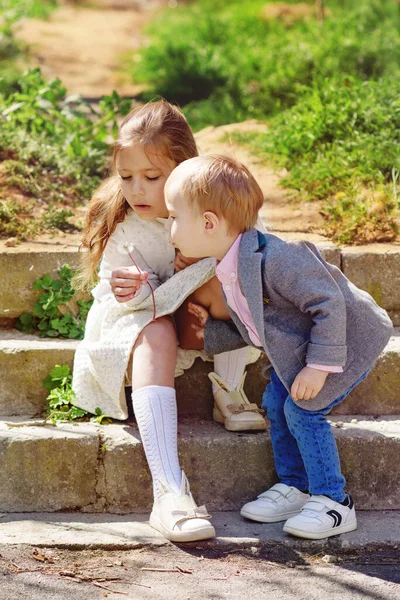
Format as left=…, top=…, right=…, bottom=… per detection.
left=204, top=317, right=248, bottom=356
left=265, top=241, right=348, bottom=366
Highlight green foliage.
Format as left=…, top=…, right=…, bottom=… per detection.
left=0, top=0, right=58, bottom=93
left=133, top=0, right=400, bottom=130
left=236, top=77, right=400, bottom=194
left=41, top=207, right=75, bottom=232
left=232, top=76, right=399, bottom=243
left=43, top=364, right=112, bottom=424
left=0, top=198, right=33, bottom=237
left=0, top=69, right=131, bottom=238
left=16, top=264, right=93, bottom=339
left=132, top=0, right=400, bottom=242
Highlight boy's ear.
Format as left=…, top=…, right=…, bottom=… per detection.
left=203, top=211, right=220, bottom=233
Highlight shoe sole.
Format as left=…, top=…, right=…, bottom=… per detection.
left=240, top=508, right=303, bottom=523
left=213, top=408, right=267, bottom=432
left=283, top=518, right=357, bottom=540
left=149, top=514, right=216, bottom=543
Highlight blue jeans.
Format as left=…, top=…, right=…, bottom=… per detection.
left=261, top=368, right=371, bottom=502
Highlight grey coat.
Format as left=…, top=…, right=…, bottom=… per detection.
left=204, top=229, right=393, bottom=410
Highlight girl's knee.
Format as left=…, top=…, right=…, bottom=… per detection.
left=139, top=317, right=177, bottom=349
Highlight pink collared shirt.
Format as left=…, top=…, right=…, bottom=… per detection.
left=215, top=234, right=343, bottom=373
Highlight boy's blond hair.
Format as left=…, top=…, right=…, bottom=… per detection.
left=181, top=154, right=264, bottom=232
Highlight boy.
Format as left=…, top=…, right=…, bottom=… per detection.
left=165, top=154, right=393, bottom=540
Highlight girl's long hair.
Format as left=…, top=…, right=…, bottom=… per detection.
left=76, top=99, right=198, bottom=291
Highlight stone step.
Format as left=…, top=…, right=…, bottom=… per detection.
left=0, top=511, right=398, bottom=555
left=1, top=329, right=399, bottom=418
left=1, top=241, right=399, bottom=325
left=0, top=416, right=399, bottom=513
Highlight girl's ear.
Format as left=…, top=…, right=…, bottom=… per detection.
left=203, top=211, right=220, bottom=233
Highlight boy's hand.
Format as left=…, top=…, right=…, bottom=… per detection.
left=110, top=266, right=148, bottom=303
left=291, top=367, right=329, bottom=401
left=187, top=302, right=210, bottom=340
left=174, top=252, right=201, bottom=272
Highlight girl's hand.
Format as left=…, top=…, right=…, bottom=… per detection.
left=174, top=252, right=201, bottom=272
left=290, top=367, right=329, bottom=401
left=187, top=302, right=210, bottom=340
left=110, top=266, right=148, bottom=303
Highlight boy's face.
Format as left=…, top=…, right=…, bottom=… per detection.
left=165, top=177, right=209, bottom=258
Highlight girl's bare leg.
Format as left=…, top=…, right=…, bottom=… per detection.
left=132, top=316, right=177, bottom=389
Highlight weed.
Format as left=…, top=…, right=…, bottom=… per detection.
left=43, top=364, right=112, bottom=424
left=41, top=207, right=77, bottom=232
left=0, top=198, right=32, bottom=237
left=16, top=264, right=93, bottom=339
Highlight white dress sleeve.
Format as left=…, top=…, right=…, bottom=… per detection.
left=91, top=223, right=160, bottom=308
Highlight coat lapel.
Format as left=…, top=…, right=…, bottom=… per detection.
left=237, top=229, right=267, bottom=349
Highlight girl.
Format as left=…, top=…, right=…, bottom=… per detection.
left=72, top=100, right=262, bottom=544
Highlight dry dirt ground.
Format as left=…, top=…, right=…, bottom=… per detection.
left=15, top=0, right=167, bottom=98
left=0, top=543, right=399, bottom=600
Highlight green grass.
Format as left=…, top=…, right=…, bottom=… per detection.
left=0, top=68, right=131, bottom=239
left=131, top=0, right=400, bottom=242
left=134, top=0, right=400, bottom=128
left=230, top=75, right=400, bottom=243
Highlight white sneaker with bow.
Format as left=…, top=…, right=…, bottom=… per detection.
left=149, top=471, right=216, bottom=542
left=240, top=483, right=310, bottom=523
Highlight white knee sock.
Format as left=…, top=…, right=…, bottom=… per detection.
left=132, top=385, right=182, bottom=498
left=212, top=347, right=250, bottom=394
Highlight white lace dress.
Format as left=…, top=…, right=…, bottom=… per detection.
left=72, top=209, right=261, bottom=420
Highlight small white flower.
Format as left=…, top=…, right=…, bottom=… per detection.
left=123, top=242, right=135, bottom=254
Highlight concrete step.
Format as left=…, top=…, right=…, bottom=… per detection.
left=0, top=243, right=81, bottom=326
left=0, top=511, right=399, bottom=555
left=1, top=329, right=399, bottom=418
left=1, top=241, right=399, bottom=325
left=0, top=416, right=399, bottom=513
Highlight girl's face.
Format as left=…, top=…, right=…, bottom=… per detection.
left=116, top=144, right=176, bottom=220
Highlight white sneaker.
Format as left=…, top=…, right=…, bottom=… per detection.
left=149, top=472, right=216, bottom=542
left=283, top=494, right=357, bottom=540
left=240, top=483, right=310, bottom=523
